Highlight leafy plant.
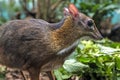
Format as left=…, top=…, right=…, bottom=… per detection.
left=54, top=39, right=120, bottom=80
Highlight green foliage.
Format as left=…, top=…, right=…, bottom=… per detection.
left=0, top=0, right=119, bottom=27
left=0, top=0, right=22, bottom=25
left=63, top=59, right=89, bottom=73
left=54, top=68, right=71, bottom=80
left=54, top=39, right=120, bottom=80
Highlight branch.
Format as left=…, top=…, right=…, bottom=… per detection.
left=51, top=0, right=65, bottom=11
left=20, top=0, right=36, bottom=17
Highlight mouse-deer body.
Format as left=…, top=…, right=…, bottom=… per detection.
left=0, top=4, right=102, bottom=80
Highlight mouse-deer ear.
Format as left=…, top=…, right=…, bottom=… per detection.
left=69, top=4, right=79, bottom=17
left=64, top=7, right=70, bottom=16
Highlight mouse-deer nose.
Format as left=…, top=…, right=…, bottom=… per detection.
left=92, top=26, right=103, bottom=40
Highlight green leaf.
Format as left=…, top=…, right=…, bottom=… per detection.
left=54, top=68, right=71, bottom=80
left=115, top=56, right=120, bottom=70
left=77, top=56, right=91, bottom=63
left=54, top=70, right=63, bottom=80
left=98, top=44, right=120, bottom=54
left=63, top=59, right=89, bottom=73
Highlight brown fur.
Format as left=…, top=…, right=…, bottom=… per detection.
left=0, top=17, right=79, bottom=80
left=51, top=16, right=77, bottom=51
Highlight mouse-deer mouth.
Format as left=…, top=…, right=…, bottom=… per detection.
left=91, top=32, right=103, bottom=40
left=91, top=28, right=103, bottom=40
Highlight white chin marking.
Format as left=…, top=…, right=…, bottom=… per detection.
left=57, top=39, right=79, bottom=55
left=80, top=36, right=92, bottom=40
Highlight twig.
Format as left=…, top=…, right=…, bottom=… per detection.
left=51, top=0, right=65, bottom=11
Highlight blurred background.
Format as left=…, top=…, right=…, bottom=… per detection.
left=0, top=0, right=120, bottom=42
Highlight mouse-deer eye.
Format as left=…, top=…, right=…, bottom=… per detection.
left=87, top=20, right=94, bottom=27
